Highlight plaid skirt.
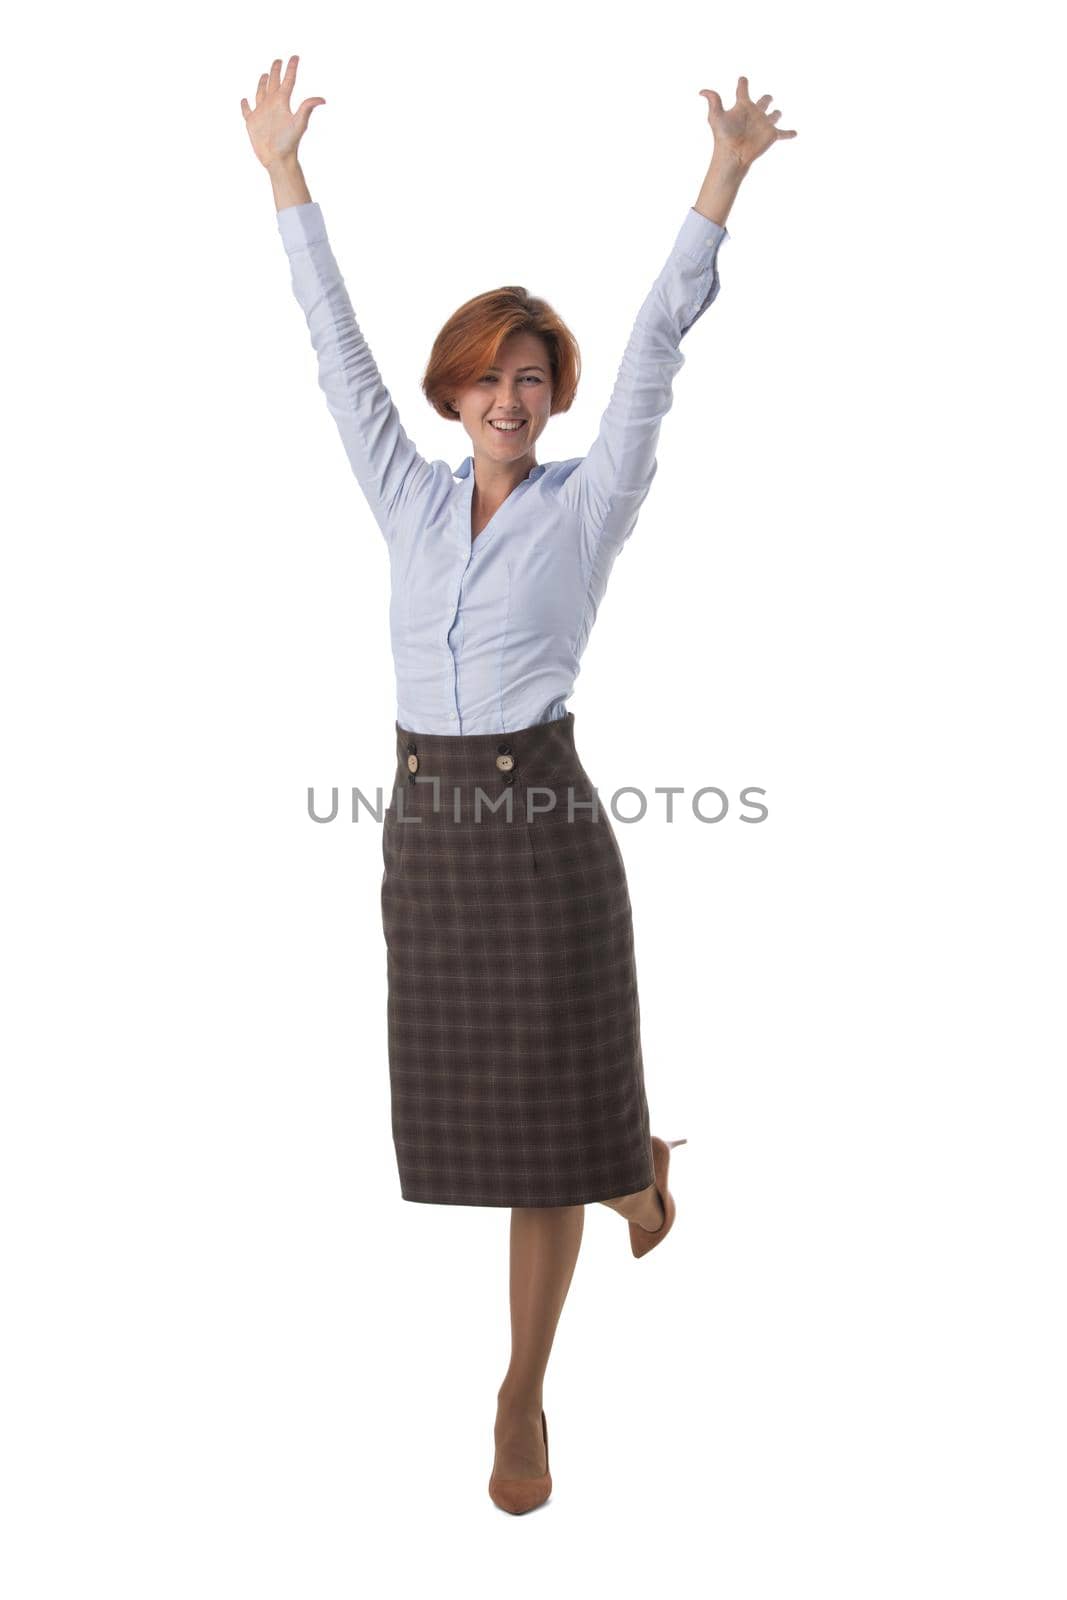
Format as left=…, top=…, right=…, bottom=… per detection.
left=380, top=711, right=655, bottom=1207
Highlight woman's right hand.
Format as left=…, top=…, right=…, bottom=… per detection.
left=241, top=56, right=325, bottom=170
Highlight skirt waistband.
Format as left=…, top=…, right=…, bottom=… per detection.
left=394, top=711, right=576, bottom=782
left=390, top=712, right=587, bottom=821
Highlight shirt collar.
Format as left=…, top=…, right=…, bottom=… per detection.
left=454, top=455, right=547, bottom=482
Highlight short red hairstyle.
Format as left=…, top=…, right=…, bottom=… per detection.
left=422, top=284, right=582, bottom=422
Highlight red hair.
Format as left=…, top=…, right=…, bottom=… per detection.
left=422, top=285, right=581, bottom=422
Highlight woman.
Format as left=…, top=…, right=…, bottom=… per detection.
left=242, top=57, right=795, bottom=1514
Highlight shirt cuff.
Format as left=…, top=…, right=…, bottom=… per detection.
left=673, top=206, right=730, bottom=263
left=277, top=200, right=328, bottom=253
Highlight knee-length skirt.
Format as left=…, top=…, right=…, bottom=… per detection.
left=380, top=711, right=655, bottom=1207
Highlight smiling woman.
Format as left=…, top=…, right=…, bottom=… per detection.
left=430, top=304, right=578, bottom=527
left=246, top=50, right=795, bottom=1513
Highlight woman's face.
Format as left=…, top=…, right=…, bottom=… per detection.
left=449, top=332, right=553, bottom=467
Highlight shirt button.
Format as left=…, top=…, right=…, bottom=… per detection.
left=706, top=236, right=716, bottom=246
left=448, top=713, right=458, bottom=721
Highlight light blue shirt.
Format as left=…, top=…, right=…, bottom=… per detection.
left=277, top=200, right=729, bottom=734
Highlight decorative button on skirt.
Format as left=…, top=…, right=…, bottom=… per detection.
left=380, top=711, right=655, bottom=1207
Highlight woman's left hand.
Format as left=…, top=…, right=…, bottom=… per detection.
left=699, top=76, right=797, bottom=169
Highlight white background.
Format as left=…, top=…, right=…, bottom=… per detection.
left=2, top=2, right=1063, bottom=1595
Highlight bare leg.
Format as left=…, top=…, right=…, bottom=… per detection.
left=493, top=1204, right=585, bottom=1480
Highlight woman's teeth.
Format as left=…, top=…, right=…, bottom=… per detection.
left=490, top=420, right=526, bottom=431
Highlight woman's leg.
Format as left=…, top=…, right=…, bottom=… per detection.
left=492, top=1204, right=585, bottom=1480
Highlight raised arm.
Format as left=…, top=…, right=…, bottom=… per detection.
left=275, top=199, right=432, bottom=545
left=242, top=56, right=432, bottom=547
left=563, top=203, right=731, bottom=562
left=567, top=76, right=797, bottom=598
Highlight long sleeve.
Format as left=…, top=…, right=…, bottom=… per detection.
left=566, top=207, right=729, bottom=601
left=276, top=202, right=432, bottom=546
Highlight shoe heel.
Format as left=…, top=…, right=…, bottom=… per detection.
left=666, top=1138, right=688, bottom=1149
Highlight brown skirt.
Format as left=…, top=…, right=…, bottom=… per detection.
left=380, top=712, right=655, bottom=1207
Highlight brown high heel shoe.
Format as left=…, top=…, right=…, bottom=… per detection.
left=488, top=1408, right=552, bottom=1514
left=629, top=1137, right=688, bottom=1258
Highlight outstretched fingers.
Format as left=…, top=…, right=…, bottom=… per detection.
left=241, top=54, right=302, bottom=121
left=740, top=77, right=798, bottom=140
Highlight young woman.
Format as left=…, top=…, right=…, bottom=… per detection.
left=242, top=57, right=795, bottom=1514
